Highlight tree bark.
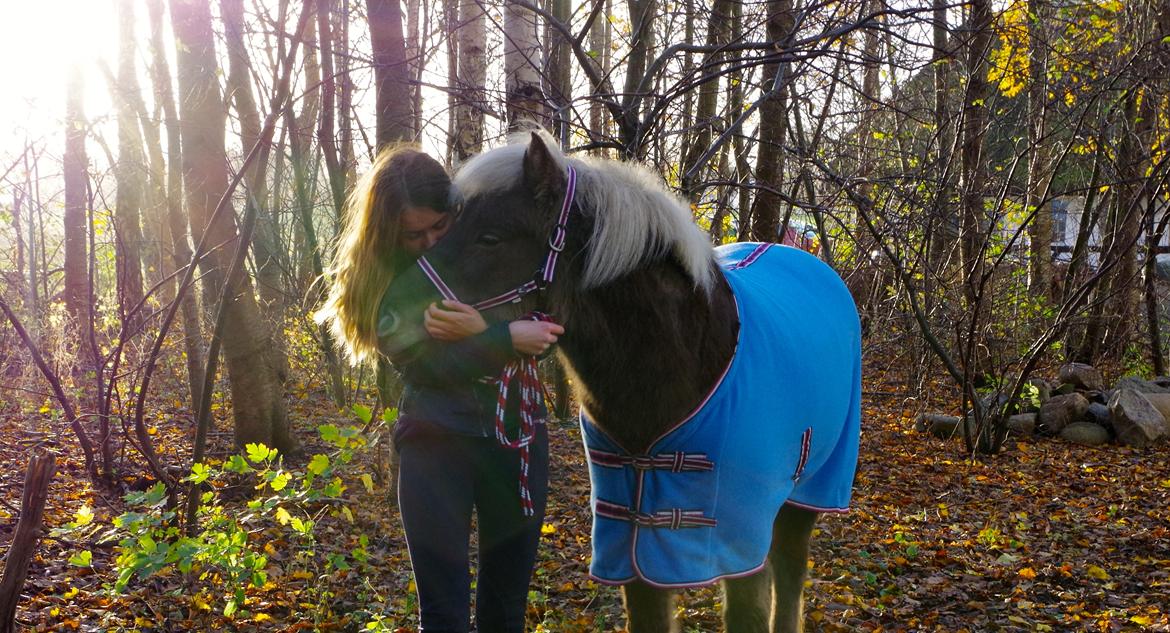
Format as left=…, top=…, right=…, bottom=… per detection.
left=958, top=0, right=994, bottom=305
left=0, top=452, right=57, bottom=633
left=679, top=0, right=733, bottom=199
left=546, top=0, right=572, bottom=141
left=170, top=0, right=296, bottom=455
left=63, top=67, right=90, bottom=353
left=368, top=0, right=415, bottom=145
left=587, top=0, right=611, bottom=144
left=453, top=0, right=487, bottom=161
left=619, top=0, right=655, bottom=154
left=114, top=0, right=148, bottom=335
left=147, top=0, right=206, bottom=410
left=504, top=0, right=548, bottom=130
left=1025, top=0, right=1054, bottom=297
left=747, top=0, right=794, bottom=242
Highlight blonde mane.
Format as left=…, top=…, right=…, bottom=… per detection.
left=454, top=138, right=715, bottom=291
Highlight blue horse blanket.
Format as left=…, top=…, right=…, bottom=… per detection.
left=580, top=242, right=861, bottom=588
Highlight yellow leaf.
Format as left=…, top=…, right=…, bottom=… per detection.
left=253, top=613, right=272, bottom=623
left=361, top=473, right=375, bottom=493
left=541, top=523, right=557, bottom=535
left=50, top=608, right=60, bottom=617
left=147, top=427, right=158, bottom=436
left=1018, top=567, right=1037, bottom=579
left=1131, top=615, right=1153, bottom=626
left=63, top=586, right=80, bottom=599
left=191, top=595, right=212, bottom=611
left=1086, top=565, right=1109, bottom=580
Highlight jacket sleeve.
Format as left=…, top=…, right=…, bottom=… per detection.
left=397, top=321, right=517, bottom=384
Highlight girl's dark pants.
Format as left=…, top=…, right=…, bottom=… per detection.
left=397, top=425, right=549, bottom=633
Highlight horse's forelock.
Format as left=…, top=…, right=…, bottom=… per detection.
left=453, top=140, right=715, bottom=292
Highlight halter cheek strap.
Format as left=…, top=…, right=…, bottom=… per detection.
left=415, top=165, right=578, bottom=311
left=413, top=165, right=578, bottom=517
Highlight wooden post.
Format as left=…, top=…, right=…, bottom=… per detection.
left=0, top=452, right=58, bottom=633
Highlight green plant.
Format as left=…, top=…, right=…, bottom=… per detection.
left=56, top=421, right=378, bottom=619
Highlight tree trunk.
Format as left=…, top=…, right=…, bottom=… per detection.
left=546, top=0, right=572, bottom=141
left=317, top=0, right=347, bottom=217
left=221, top=0, right=284, bottom=319
left=171, top=0, right=296, bottom=455
left=1025, top=0, right=1054, bottom=297
left=63, top=67, right=90, bottom=354
left=504, top=0, right=548, bottom=130
left=587, top=0, right=611, bottom=144
left=748, top=0, right=794, bottom=242
left=679, top=0, right=733, bottom=199
left=958, top=0, right=994, bottom=305
left=0, top=452, right=56, bottom=633
left=453, top=0, right=487, bottom=161
left=114, top=0, right=147, bottom=335
left=368, top=0, right=414, bottom=146
left=619, top=0, right=655, bottom=154
left=337, top=0, right=356, bottom=187
left=406, top=0, right=423, bottom=136
left=148, top=0, right=206, bottom=410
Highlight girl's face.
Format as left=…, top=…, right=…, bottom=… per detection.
left=398, top=206, right=452, bottom=255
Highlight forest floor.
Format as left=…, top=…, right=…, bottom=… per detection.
left=2, top=353, right=1169, bottom=633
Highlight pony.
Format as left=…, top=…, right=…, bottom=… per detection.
left=379, top=133, right=861, bottom=633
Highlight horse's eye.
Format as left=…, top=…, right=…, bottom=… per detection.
left=476, top=233, right=501, bottom=246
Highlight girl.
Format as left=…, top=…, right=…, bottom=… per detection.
left=318, top=146, right=564, bottom=633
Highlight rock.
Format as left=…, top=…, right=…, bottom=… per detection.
left=1083, top=390, right=1110, bottom=404
left=1006, top=413, right=1037, bottom=435
left=1060, top=422, right=1110, bottom=446
left=1086, top=402, right=1112, bottom=427
left=916, top=413, right=967, bottom=439
left=1139, top=392, right=1170, bottom=423
left=1114, top=376, right=1170, bottom=395
left=1108, top=388, right=1169, bottom=447
left=1053, top=382, right=1077, bottom=396
left=1058, top=363, right=1104, bottom=391
left=1038, top=393, right=1090, bottom=435
left=1027, top=378, right=1052, bottom=406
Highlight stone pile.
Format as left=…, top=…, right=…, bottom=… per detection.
left=916, top=363, right=1170, bottom=448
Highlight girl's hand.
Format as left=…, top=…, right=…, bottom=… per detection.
left=425, top=301, right=488, bottom=341
left=509, top=321, right=565, bottom=356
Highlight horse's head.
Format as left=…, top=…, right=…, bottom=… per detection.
left=379, top=132, right=719, bottom=360
left=378, top=133, right=582, bottom=359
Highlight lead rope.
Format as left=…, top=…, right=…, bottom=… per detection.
left=490, top=311, right=555, bottom=517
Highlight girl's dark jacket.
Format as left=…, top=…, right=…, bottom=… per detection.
left=382, top=321, right=546, bottom=442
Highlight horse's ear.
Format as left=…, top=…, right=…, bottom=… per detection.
left=523, top=132, right=566, bottom=209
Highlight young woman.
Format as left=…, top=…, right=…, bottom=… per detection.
left=318, top=146, right=563, bottom=633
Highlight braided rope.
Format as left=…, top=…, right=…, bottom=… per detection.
left=491, top=312, right=555, bottom=516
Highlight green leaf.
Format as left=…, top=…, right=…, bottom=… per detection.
left=274, top=507, right=292, bottom=525
left=308, top=454, right=330, bottom=476
left=224, top=598, right=239, bottom=618
left=246, top=443, right=273, bottom=463
left=382, top=407, right=399, bottom=424
left=73, top=505, right=95, bottom=527
left=270, top=472, right=291, bottom=492
left=69, top=550, right=93, bottom=567
left=223, top=454, right=252, bottom=473
left=186, top=462, right=211, bottom=484
left=318, top=424, right=341, bottom=443
left=351, top=404, right=372, bottom=424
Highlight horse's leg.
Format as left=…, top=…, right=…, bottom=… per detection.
left=622, top=581, right=677, bottom=633
left=722, top=568, right=771, bottom=633
left=770, top=504, right=818, bottom=633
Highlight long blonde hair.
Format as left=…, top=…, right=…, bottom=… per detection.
left=317, top=145, right=454, bottom=364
